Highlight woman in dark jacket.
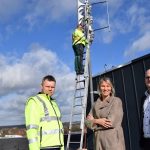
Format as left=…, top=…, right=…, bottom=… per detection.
left=86, top=77, right=126, bottom=150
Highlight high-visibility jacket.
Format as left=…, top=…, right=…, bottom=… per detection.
left=72, top=28, right=88, bottom=46
left=25, top=93, right=64, bottom=150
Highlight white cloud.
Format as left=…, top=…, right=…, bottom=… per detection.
left=0, top=0, right=75, bottom=25
left=0, top=0, right=25, bottom=23
left=124, top=32, right=150, bottom=56
left=0, top=44, right=75, bottom=125
left=0, top=0, right=76, bottom=34
left=24, top=0, right=76, bottom=27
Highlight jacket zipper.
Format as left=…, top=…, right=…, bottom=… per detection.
left=40, top=127, right=42, bottom=145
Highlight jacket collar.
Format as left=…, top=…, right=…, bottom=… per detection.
left=97, top=96, right=114, bottom=109
left=37, top=92, right=54, bottom=100
left=145, top=90, right=150, bottom=97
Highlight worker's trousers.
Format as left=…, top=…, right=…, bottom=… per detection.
left=73, top=43, right=84, bottom=74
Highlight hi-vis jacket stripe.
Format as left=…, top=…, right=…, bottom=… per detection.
left=72, top=28, right=88, bottom=46
left=36, top=95, right=61, bottom=121
left=28, top=137, right=38, bottom=144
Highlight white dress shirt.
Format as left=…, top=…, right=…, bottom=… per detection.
left=143, top=91, right=150, bottom=138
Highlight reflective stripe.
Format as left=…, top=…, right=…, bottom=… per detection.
left=39, top=129, right=63, bottom=136
left=36, top=95, right=49, bottom=116
left=72, top=29, right=87, bottom=46
left=40, top=116, right=61, bottom=122
left=35, top=95, right=61, bottom=122
left=28, top=137, right=38, bottom=144
left=26, top=124, right=39, bottom=130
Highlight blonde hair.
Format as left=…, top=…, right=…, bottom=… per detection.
left=98, top=77, right=115, bottom=97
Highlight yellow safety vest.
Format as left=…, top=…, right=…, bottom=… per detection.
left=25, top=94, right=64, bottom=150
left=72, top=28, right=88, bottom=46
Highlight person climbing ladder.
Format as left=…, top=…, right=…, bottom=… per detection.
left=72, top=24, right=88, bottom=75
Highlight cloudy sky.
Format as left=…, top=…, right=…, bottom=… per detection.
left=0, top=0, right=149, bottom=126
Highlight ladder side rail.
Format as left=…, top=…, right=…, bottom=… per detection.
left=67, top=76, right=85, bottom=149
left=66, top=80, right=79, bottom=149
left=80, top=76, right=90, bottom=149
left=82, top=41, right=90, bottom=122
left=79, top=34, right=91, bottom=149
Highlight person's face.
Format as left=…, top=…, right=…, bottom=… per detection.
left=41, top=79, right=56, bottom=96
left=100, top=81, right=112, bottom=98
left=145, top=70, right=150, bottom=90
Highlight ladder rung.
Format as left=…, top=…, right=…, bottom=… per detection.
left=73, top=104, right=82, bottom=107
left=72, top=113, right=82, bottom=116
left=76, top=87, right=85, bottom=90
left=75, top=95, right=84, bottom=99
left=70, top=129, right=81, bottom=132
left=71, top=122, right=80, bottom=126
left=69, top=142, right=80, bottom=144
left=76, top=79, right=85, bottom=83
left=69, top=131, right=81, bottom=134
left=76, top=74, right=84, bottom=77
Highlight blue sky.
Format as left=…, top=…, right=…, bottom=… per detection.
left=0, top=0, right=149, bottom=125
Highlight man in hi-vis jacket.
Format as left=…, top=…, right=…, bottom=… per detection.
left=72, top=24, right=88, bottom=75
left=25, top=75, right=64, bottom=150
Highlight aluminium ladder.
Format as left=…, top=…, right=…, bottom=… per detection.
left=66, top=0, right=95, bottom=149
left=66, top=41, right=92, bottom=150
left=66, top=0, right=110, bottom=149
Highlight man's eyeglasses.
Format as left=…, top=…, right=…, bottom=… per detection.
left=145, top=76, right=150, bottom=79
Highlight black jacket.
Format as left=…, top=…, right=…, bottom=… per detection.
left=140, top=92, right=150, bottom=147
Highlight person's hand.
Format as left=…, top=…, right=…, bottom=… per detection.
left=84, top=126, right=87, bottom=133
left=96, top=118, right=112, bottom=128
left=86, top=114, right=96, bottom=128
left=87, top=114, right=94, bottom=120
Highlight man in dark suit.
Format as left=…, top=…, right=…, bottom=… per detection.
left=140, top=69, right=150, bottom=150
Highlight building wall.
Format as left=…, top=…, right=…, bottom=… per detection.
left=0, top=138, right=28, bottom=150
left=87, top=54, right=150, bottom=150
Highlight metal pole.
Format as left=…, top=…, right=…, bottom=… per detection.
left=85, top=0, right=94, bottom=106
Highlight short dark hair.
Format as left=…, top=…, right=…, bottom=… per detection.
left=42, top=75, right=56, bottom=84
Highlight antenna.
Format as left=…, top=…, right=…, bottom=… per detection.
left=106, top=0, right=111, bottom=31
left=91, top=0, right=111, bottom=32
